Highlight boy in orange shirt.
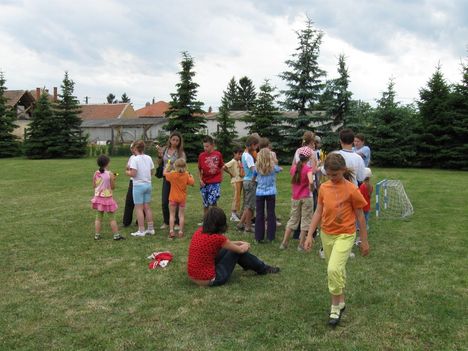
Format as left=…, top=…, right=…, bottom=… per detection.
left=164, top=158, right=195, bottom=238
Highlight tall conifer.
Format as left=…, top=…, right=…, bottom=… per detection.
left=0, top=72, right=19, bottom=157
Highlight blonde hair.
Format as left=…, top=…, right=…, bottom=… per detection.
left=302, top=131, right=315, bottom=146
left=256, top=148, right=275, bottom=175
left=174, top=158, right=187, bottom=173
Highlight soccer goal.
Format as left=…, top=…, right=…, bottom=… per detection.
left=375, top=179, right=414, bottom=219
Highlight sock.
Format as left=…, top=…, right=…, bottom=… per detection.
left=147, top=222, right=154, bottom=230
left=339, top=302, right=346, bottom=310
left=330, top=305, right=341, bottom=317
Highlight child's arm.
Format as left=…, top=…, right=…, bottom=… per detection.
left=110, top=172, right=116, bottom=190
left=198, top=168, right=205, bottom=188
left=304, top=203, right=323, bottom=251
left=223, top=165, right=234, bottom=178
left=126, top=168, right=137, bottom=178
left=355, top=208, right=369, bottom=256
left=187, top=173, right=195, bottom=186
left=222, top=239, right=250, bottom=254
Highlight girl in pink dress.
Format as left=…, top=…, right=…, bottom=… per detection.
left=91, top=155, right=124, bottom=240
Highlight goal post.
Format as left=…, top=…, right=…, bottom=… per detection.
left=375, top=179, right=414, bottom=219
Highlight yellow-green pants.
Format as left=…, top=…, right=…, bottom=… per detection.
left=321, top=231, right=356, bottom=296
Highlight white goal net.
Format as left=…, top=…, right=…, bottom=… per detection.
left=375, top=179, right=414, bottom=219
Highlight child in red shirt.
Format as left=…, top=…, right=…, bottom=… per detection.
left=163, top=158, right=195, bottom=239
left=198, top=135, right=224, bottom=217
left=357, top=167, right=373, bottom=244
left=187, top=207, right=280, bottom=287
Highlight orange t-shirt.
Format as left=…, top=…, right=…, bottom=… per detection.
left=165, top=171, right=195, bottom=203
left=318, top=179, right=368, bottom=234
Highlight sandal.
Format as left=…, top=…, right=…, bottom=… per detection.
left=177, top=231, right=184, bottom=238
left=168, top=231, right=176, bottom=240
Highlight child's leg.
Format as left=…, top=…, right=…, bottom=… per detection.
left=169, top=203, right=177, bottom=233
left=300, top=198, right=314, bottom=248
left=255, top=196, right=265, bottom=240
left=135, top=204, right=145, bottom=232
left=266, top=195, right=276, bottom=241
left=231, top=183, right=237, bottom=214
left=235, top=181, right=242, bottom=214
left=95, top=212, right=103, bottom=238
left=109, top=212, right=118, bottom=234
left=178, top=205, right=185, bottom=236
left=143, top=203, right=153, bottom=229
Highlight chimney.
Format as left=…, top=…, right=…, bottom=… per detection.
left=152, top=97, right=155, bottom=104
left=145, top=102, right=150, bottom=107
left=208, top=106, right=212, bottom=113
left=36, top=87, right=41, bottom=100
left=53, top=87, right=58, bottom=102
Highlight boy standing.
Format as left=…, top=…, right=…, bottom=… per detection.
left=198, top=136, right=224, bottom=216
left=237, top=135, right=259, bottom=233
left=354, top=133, right=371, bottom=167
left=223, top=147, right=244, bottom=222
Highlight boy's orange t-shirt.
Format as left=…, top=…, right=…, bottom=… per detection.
left=318, top=179, right=368, bottom=234
left=165, top=171, right=195, bottom=203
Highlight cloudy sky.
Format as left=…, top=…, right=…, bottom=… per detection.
left=0, top=0, right=466, bottom=111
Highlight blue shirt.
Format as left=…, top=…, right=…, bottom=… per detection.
left=354, top=145, right=371, bottom=167
left=254, top=165, right=282, bottom=196
left=242, top=152, right=255, bottom=181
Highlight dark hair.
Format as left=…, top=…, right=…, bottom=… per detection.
left=324, top=153, right=354, bottom=182
left=203, top=135, right=214, bottom=144
left=355, top=133, right=365, bottom=142
left=202, top=207, right=228, bottom=234
left=233, top=146, right=243, bottom=154
left=339, top=129, right=355, bottom=145
left=302, top=131, right=315, bottom=146
left=258, top=137, right=271, bottom=150
left=166, top=131, right=184, bottom=156
left=292, top=154, right=309, bottom=184
left=245, top=135, right=259, bottom=147
left=97, top=154, right=110, bottom=173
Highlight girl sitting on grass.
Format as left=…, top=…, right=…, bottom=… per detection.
left=163, top=158, right=195, bottom=239
left=304, top=153, right=369, bottom=327
left=187, top=207, right=280, bottom=287
left=91, top=155, right=124, bottom=241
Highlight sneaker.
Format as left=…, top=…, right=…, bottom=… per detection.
left=174, top=225, right=180, bottom=231
left=113, top=234, right=125, bottom=241
left=349, top=252, right=355, bottom=258
left=94, top=233, right=101, bottom=240
left=197, top=222, right=203, bottom=226
left=276, top=221, right=282, bottom=227
left=319, top=248, right=325, bottom=259
left=159, top=223, right=168, bottom=229
left=244, top=227, right=254, bottom=234
left=264, top=265, right=280, bottom=274
left=131, top=230, right=146, bottom=237
left=355, top=238, right=362, bottom=247
left=279, top=243, right=288, bottom=250
left=297, top=245, right=304, bottom=252
left=230, top=214, right=241, bottom=222
left=329, top=305, right=341, bottom=327
left=145, top=229, right=155, bottom=235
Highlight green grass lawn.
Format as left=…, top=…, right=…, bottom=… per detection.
left=0, top=157, right=467, bottom=350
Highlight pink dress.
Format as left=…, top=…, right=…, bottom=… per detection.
left=91, top=170, right=118, bottom=212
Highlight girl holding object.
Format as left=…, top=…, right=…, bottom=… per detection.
left=91, top=155, right=124, bottom=241
left=163, top=158, right=195, bottom=239
left=304, top=153, right=369, bottom=327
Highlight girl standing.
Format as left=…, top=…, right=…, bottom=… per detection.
left=156, top=131, right=186, bottom=229
left=280, top=146, right=315, bottom=250
left=127, top=140, right=155, bottom=237
left=304, top=153, right=369, bottom=326
left=91, top=155, right=124, bottom=240
left=163, top=158, right=195, bottom=239
left=254, top=148, right=282, bottom=243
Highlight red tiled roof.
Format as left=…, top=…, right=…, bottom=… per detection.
left=135, top=101, right=170, bottom=118
left=79, top=103, right=132, bottom=120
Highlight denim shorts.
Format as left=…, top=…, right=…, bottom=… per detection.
left=133, top=182, right=152, bottom=204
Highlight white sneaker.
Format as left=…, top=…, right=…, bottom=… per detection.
left=197, top=222, right=203, bottom=226
left=145, top=229, right=155, bottom=235
left=160, top=223, right=168, bottom=229
left=131, top=230, right=146, bottom=237
left=319, top=248, right=325, bottom=259
left=174, top=225, right=180, bottom=231
left=349, top=252, right=355, bottom=258
left=230, top=214, right=241, bottom=222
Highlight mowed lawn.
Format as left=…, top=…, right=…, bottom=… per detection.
left=0, top=157, right=466, bottom=351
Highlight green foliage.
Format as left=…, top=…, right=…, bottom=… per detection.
left=0, top=72, right=19, bottom=157
left=55, top=72, right=87, bottom=158
left=223, top=77, right=241, bottom=110
left=120, top=92, right=131, bottom=103
left=164, top=52, right=206, bottom=162
left=23, top=91, right=63, bottom=158
left=279, top=17, right=326, bottom=160
left=106, top=93, right=117, bottom=104
left=367, top=80, right=420, bottom=167
left=237, top=76, right=256, bottom=111
left=214, top=83, right=238, bottom=159
left=243, top=80, right=283, bottom=157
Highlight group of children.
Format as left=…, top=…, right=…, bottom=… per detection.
left=90, top=129, right=373, bottom=327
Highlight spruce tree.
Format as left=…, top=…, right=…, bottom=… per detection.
left=120, top=93, right=131, bottom=103
left=244, top=80, right=283, bottom=158
left=214, top=96, right=238, bottom=159
left=367, top=79, right=419, bottom=167
left=318, top=54, right=353, bottom=152
left=55, top=72, right=87, bottom=157
left=0, top=72, right=19, bottom=157
left=418, top=65, right=454, bottom=168
left=444, top=61, right=468, bottom=169
left=279, top=17, right=326, bottom=156
left=164, top=52, right=206, bottom=161
left=224, top=77, right=241, bottom=110
left=24, top=90, right=63, bottom=159
left=106, top=93, right=116, bottom=103
left=237, top=76, right=256, bottom=111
